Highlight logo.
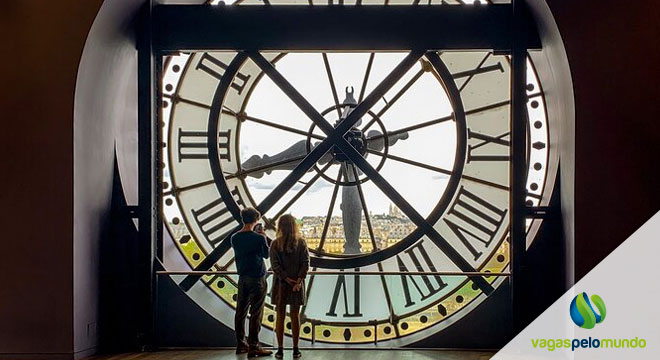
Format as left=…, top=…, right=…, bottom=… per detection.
left=532, top=292, right=648, bottom=352
left=570, top=292, right=607, bottom=329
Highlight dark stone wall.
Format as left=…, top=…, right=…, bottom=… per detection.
left=72, top=0, right=143, bottom=356
left=0, top=0, right=101, bottom=357
left=543, top=0, right=660, bottom=279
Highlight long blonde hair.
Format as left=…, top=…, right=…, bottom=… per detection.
left=274, top=214, right=301, bottom=253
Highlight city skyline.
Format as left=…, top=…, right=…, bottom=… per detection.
left=297, top=203, right=416, bottom=254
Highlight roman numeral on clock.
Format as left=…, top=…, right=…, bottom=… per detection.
left=326, top=270, right=362, bottom=318
left=178, top=129, right=206, bottom=162
left=444, top=186, right=507, bottom=260
left=467, top=129, right=510, bottom=163
left=191, top=186, right=245, bottom=247
left=196, top=53, right=251, bottom=95
left=396, top=241, right=447, bottom=307
left=177, top=129, right=232, bottom=162
left=218, top=129, right=232, bottom=162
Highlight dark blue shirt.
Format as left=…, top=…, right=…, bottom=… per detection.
left=231, top=231, right=269, bottom=278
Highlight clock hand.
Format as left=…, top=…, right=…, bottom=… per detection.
left=340, top=129, right=407, bottom=254
left=240, top=139, right=333, bottom=179
left=365, top=129, right=409, bottom=153
left=340, top=162, right=362, bottom=254
left=337, top=86, right=361, bottom=128
left=336, top=86, right=366, bottom=254
left=338, top=129, right=408, bottom=255
left=241, top=87, right=359, bottom=180
left=239, top=86, right=377, bottom=255
left=238, top=88, right=359, bottom=180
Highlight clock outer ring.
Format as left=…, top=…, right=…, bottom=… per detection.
left=207, top=51, right=468, bottom=270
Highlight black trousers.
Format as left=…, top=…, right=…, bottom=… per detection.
left=235, top=275, right=267, bottom=347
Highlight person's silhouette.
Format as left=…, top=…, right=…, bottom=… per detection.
left=231, top=208, right=273, bottom=358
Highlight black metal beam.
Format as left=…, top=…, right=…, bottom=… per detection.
left=510, top=0, right=528, bottom=334
left=153, top=5, right=541, bottom=51
left=137, top=0, right=157, bottom=350
left=526, top=206, right=553, bottom=219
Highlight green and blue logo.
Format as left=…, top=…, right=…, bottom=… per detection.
left=533, top=292, right=647, bottom=351
left=570, top=292, right=607, bottom=329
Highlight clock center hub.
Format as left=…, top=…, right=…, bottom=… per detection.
left=335, top=129, right=367, bottom=162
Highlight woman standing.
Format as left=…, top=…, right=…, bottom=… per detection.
left=269, top=214, right=310, bottom=359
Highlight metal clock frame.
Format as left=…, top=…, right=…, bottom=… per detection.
left=138, top=1, right=542, bottom=349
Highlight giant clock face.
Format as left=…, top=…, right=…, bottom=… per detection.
left=159, top=0, right=553, bottom=346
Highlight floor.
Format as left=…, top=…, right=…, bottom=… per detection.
left=87, top=349, right=495, bottom=360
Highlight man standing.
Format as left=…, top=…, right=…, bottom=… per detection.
left=232, top=208, right=272, bottom=357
